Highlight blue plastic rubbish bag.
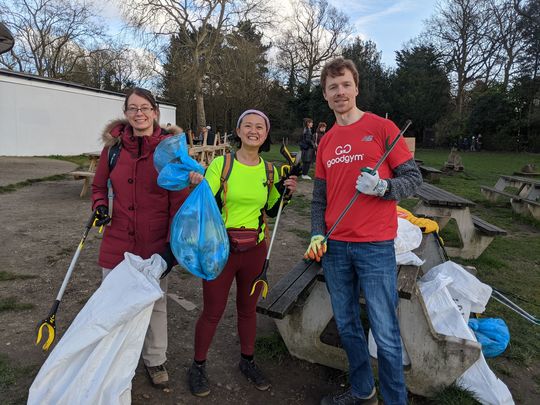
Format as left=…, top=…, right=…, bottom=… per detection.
left=153, top=133, right=228, bottom=280
left=154, top=134, right=204, bottom=190
left=170, top=180, right=229, bottom=280
left=468, top=318, right=510, bottom=358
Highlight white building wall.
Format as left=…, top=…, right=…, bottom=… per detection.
left=0, top=73, right=176, bottom=156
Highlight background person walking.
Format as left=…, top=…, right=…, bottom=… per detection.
left=300, top=117, right=315, bottom=179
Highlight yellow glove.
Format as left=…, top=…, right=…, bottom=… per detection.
left=304, top=235, right=327, bottom=262
left=397, top=206, right=440, bottom=234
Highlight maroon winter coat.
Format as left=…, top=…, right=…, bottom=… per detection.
left=92, top=120, right=189, bottom=269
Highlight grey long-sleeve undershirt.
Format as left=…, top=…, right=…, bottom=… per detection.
left=310, top=158, right=422, bottom=236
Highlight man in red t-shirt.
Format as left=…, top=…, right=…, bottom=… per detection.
left=305, top=58, right=422, bottom=405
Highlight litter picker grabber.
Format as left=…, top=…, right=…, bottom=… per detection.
left=491, top=288, right=539, bottom=326
left=250, top=145, right=302, bottom=298
left=36, top=210, right=100, bottom=351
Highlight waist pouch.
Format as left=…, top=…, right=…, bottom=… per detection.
left=227, top=227, right=259, bottom=253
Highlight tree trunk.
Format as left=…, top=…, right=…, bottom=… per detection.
left=196, top=73, right=206, bottom=129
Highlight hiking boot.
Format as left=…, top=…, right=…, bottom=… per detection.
left=188, top=362, right=210, bottom=397
left=145, top=363, right=169, bottom=389
left=239, top=358, right=271, bottom=391
left=301, top=175, right=312, bottom=180
left=320, top=387, right=378, bottom=405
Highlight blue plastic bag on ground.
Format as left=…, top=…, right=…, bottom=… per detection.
left=170, top=180, right=229, bottom=280
left=154, top=134, right=229, bottom=280
left=468, top=318, right=510, bottom=358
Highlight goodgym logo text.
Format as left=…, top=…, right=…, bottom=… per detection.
left=327, top=144, right=364, bottom=168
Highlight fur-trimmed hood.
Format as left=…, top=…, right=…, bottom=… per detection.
left=100, top=119, right=183, bottom=147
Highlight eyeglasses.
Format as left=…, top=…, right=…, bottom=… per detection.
left=126, top=106, right=154, bottom=115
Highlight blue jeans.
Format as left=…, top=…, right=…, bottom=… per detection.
left=322, top=239, right=407, bottom=405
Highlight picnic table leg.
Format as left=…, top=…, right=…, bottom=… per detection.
left=80, top=177, right=90, bottom=198
left=273, top=280, right=348, bottom=371
left=413, top=204, right=491, bottom=259
left=494, top=177, right=508, bottom=191
left=528, top=203, right=540, bottom=220
left=399, top=286, right=481, bottom=396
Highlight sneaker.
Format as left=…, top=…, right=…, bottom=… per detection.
left=320, top=387, right=378, bottom=405
left=301, top=175, right=312, bottom=180
left=239, top=358, right=271, bottom=391
left=145, top=363, right=169, bottom=389
left=188, top=362, right=210, bottom=397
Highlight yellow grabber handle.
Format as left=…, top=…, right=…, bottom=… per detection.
left=36, top=300, right=59, bottom=351
left=250, top=260, right=269, bottom=299
left=35, top=210, right=100, bottom=351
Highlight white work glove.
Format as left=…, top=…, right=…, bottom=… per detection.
left=356, top=167, right=388, bottom=196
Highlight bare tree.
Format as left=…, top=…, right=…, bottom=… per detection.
left=425, top=0, right=497, bottom=115
left=487, top=0, right=527, bottom=88
left=0, top=0, right=109, bottom=78
left=275, top=0, right=351, bottom=91
left=121, top=0, right=270, bottom=128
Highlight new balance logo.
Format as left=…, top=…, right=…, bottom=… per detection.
left=362, top=135, right=374, bottom=142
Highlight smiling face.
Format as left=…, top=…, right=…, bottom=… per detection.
left=237, top=113, right=268, bottom=149
left=124, top=93, right=158, bottom=135
left=323, top=68, right=359, bottom=115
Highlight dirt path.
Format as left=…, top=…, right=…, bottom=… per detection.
left=0, top=172, right=536, bottom=404
left=1, top=177, right=344, bottom=404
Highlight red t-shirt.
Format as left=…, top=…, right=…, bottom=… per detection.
left=315, top=112, right=412, bottom=242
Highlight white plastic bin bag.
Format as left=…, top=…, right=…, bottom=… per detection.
left=419, top=261, right=514, bottom=405
left=421, top=260, right=492, bottom=321
left=28, top=253, right=165, bottom=405
left=395, top=218, right=424, bottom=266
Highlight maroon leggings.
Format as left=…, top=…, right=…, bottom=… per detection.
left=194, top=242, right=266, bottom=361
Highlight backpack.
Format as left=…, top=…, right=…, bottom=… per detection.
left=215, top=151, right=275, bottom=232
left=108, top=142, right=122, bottom=172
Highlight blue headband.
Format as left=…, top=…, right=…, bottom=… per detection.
left=236, top=109, right=270, bottom=133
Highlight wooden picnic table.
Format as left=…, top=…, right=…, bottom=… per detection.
left=71, top=151, right=100, bottom=198
left=257, top=233, right=481, bottom=397
left=413, top=183, right=506, bottom=259
left=481, top=175, right=540, bottom=220
left=73, top=143, right=231, bottom=197
left=188, top=144, right=231, bottom=167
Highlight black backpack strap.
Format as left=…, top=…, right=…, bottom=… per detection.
left=264, top=159, right=275, bottom=200
left=108, top=141, right=122, bottom=173
left=258, top=159, right=276, bottom=235
left=215, top=152, right=234, bottom=221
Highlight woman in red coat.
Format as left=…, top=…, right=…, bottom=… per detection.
left=91, top=87, right=189, bottom=389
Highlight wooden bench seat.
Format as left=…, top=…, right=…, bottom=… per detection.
left=418, top=165, right=442, bottom=183
left=414, top=183, right=506, bottom=258
left=257, top=261, right=422, bottom=321
left=71, top=171, right=95, bottom=198
left=257, top=260, right=321, bottom=319
left=480, top=185, right=522, bottom=203
left=471, top=215, right=507, bottom=236
left=71, top=170, right=95, bottom=179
